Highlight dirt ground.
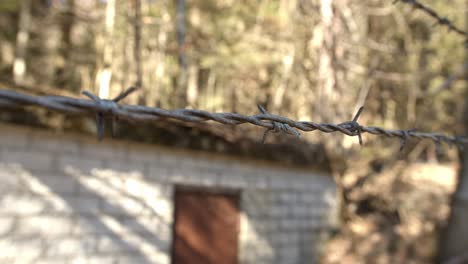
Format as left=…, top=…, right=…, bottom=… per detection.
left=322, top=162, right=458, bottom=264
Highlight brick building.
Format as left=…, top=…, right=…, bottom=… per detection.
left=0, top=122, right=336, bottom=263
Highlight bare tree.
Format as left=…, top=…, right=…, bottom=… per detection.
left=439, top=3, right=468, bottom=258
left=132, top=0, right=142, bottom=90
left=271, top=0, right=296, bottom=113
left=96, top=0, right=116, bottom=99
left=186, top=6, right=200, bottom=107
left=316, top=0, right=339, bottom=122
left=176, top=0, right=187, bottom=107
left=13, top=0, right=32, bottom=85
left=151, top=9, right=170, bottom=107
left=58, top=0, right=75, bottom=88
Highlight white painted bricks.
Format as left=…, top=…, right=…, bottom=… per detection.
left=0, top=123, right=335, bottom=264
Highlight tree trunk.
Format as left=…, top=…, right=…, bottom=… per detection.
left=204, top=70, right=217, bottom=111
left=186, top=64, right=199, bottom=107
left=185, top=6, right=201, bottom=108
left=316, top=0, right=338, bottom=123
left=132, top=0, right=142, bottom=89
left=96, top=0, right=116, bottom=99
left=37, top=2, right=60, bottom=88
left=151, top=10, right=169, bottom=107
left=58, top=0, right=75, bottom=90
left=439, top=153, right=468, bottom=261
left=272, top=46, right=295, bottom=112
left=176, top=0, right=188, bottom=107
left=438, top=3, right=468, bottom=259
left=13, top=0, right=32, bottom=85
left=314, top=0, right=355, bottom=227
left=272, top=0, right=296, bottom=113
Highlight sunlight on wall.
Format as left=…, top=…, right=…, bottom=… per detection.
left=0, top=161, right=173, bottom=263
left=239, top=211, right=275, bottom=261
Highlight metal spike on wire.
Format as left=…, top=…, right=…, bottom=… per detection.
left=338, top=106, right=364, bottom=145
left=82, top=87, right=139, bottom=141
left=257, top=104, right=301, bottom=143
left=0, top=88, right=467, bottom=149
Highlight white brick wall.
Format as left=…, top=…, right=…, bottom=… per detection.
left=0, top=123, right=336, bottom=264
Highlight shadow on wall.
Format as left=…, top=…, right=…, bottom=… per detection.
left=0, top=162, right=173, bottom=263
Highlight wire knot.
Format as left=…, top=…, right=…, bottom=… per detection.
left=97, top=99, right=119, bottom=115
left=258, top=105, right=300, bottom=143
left=455, top=136, right=466, bottom=151
left=82, top=87, right=138, bottom=141
left=399, top=128, right=416, bottom=151
left=338, top=106, right=364, bottom=145
left=439, top=17, right=450, bottom=26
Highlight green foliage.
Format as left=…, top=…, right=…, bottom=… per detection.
left=0, top=0, right=18, bottom=12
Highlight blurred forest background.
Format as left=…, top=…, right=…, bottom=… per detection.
left=0, top=0, right=467, bottom=262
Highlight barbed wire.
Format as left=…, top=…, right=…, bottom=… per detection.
left=394, top=0, right=468, bottom=43
left=0, top=88, right=467, bottom=149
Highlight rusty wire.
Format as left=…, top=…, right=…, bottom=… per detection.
left=394, top=0, right=468, bottom=42
left=0, top=88, right=467, bottom=149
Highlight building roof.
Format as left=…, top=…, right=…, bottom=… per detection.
left=0, top=82, right=331, bottom=173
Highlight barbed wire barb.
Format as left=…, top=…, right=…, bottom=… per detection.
left=258, top=104, right=300, bottom=143
left=338, top=106, right=364, bottom=145
left=1, top=88, right=467, bottom=149
left=399, top=128, right=416, bottom=151
left=81, top=87, right=137, bottom=141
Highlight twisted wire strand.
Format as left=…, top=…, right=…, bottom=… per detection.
left=394, top=0, right=468, bottom=41
left=0, top=89, right=467, bottom=147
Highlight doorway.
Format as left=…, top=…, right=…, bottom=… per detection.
left=172, top=188, right=240, bottom=264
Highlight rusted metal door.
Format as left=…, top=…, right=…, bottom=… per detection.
left=172, top=188, right=240, bottom=264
